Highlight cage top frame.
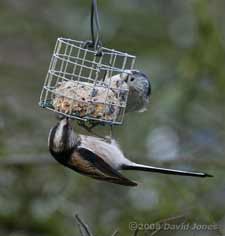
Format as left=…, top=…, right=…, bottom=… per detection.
left=58, top=37, right=136, bottom=58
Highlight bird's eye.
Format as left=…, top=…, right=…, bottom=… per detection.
left=130, top=77, right=135, bottom=82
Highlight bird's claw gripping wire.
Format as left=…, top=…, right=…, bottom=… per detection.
left=77, top=120, right=114, bottom=142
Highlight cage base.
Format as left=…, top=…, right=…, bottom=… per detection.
left=39, top=101, right=122, bottom=126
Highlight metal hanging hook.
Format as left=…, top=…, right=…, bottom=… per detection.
left=84, top=0, right=103, bottom=56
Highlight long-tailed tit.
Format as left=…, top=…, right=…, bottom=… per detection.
left=103, top=70, right=150, bottom=113
left=48, top=118, right=212, bottom=187
left=121, top=69, right=151, bottom=112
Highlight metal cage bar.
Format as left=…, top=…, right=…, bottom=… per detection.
left=39, top=37, right=136, bottom=125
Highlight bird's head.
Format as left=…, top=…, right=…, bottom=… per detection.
left=121, top=70, right=151, bottom=98
left=48, top=116, right=79, bottom=153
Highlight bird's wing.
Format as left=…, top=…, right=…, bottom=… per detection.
left=79, top=135, right=132, bottom=169
left=68, top=147, right=137, bottom=187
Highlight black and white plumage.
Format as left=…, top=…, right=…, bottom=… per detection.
left=121, top=70, right=151, bottom=113
left=48, top=118, right=212, bottom=187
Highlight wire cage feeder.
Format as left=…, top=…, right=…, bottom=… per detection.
left=39, top=38, right=136, bottom=125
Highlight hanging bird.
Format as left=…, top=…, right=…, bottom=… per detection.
left=48, top=117, right=212, bottom=187
left=120, top=69, right=151, bottom=113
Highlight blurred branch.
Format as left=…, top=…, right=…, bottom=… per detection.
left=74, top=214, right=123, bottom=236
left=0, top=155, right=224, bottom=170
left=111, top=230, right=119, bottom=236
left=75, top=214, right=94, bottom=236
left=133, top=229, right=139, bottom=236
left=0, top=155, right=55, bottom=166
left=73, top=214, right=181, bottom=236
left=150, top=213, right=188, bottom=236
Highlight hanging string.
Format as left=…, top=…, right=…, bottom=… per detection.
left=84, top=0, right=103, bottom=55
left=91, top=0, right=102, bottom=48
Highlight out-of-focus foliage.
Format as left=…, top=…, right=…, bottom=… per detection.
left=0, top=0, right=225, bottom=235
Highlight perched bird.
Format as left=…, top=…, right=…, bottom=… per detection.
left=48, top=117, right=212, bottom=187
left=121, top=69, right=151, bottom=113
left=104, top=72, right=129, bottom=91
left=103, top=72, right=129, bottom=108
left=103, top=70, right=151, bottom=113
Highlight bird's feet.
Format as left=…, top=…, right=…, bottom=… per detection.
left=77, top=121, right=114, bottom=143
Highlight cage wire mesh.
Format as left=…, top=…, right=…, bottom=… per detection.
left=39, top=38, right=136, bottom=125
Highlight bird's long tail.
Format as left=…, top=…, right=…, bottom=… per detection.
left=121, top=163, right=213, bottom=178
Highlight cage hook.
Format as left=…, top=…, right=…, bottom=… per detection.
left=84, top=0, right=103, bottom=56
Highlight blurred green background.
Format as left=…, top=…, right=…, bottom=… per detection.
left=0, top=0, right=225, bottom=235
